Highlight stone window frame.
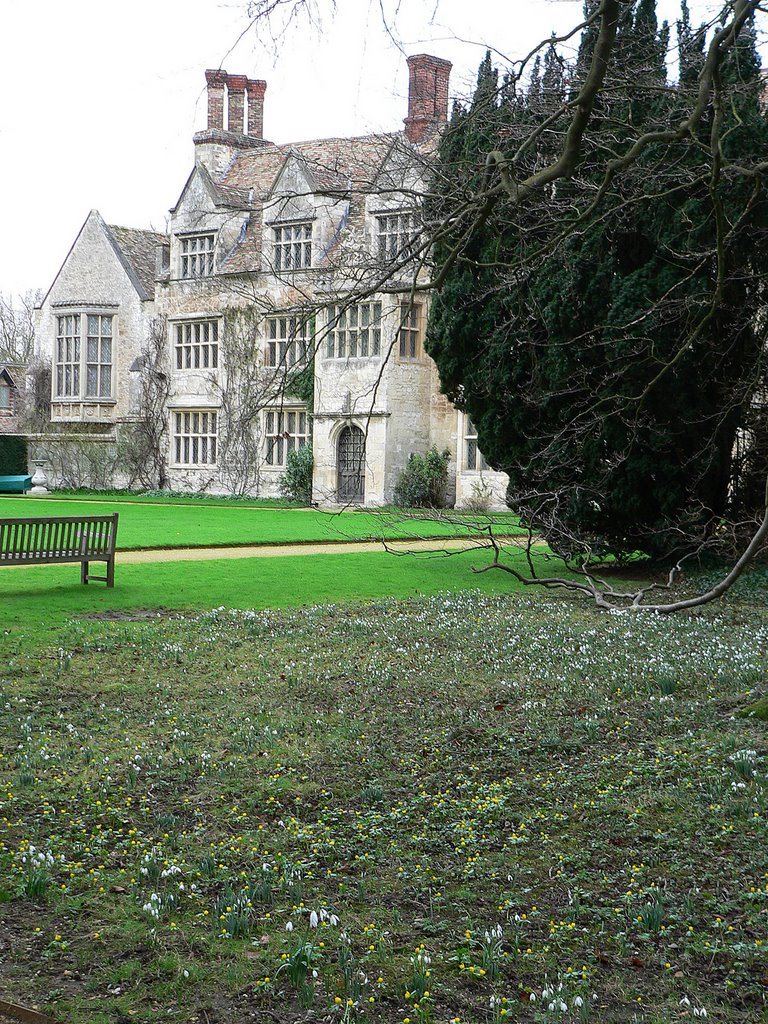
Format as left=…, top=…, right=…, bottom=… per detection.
left=0, top=383, right=11, bottom=410
left=376, top=211, right=418, bottom=262
left=172, top=409, right=218, bottom=467
left=324, top=301, right=383, bottom=360
left=397, top=301, right=423, bottom=362
left=265, top=314, right=312, bottom=370
left=463, top=414, right=489, bottom=472
left=173, top=319, right=220, bottom=371
left=264, top=407, right=309, bottom=467
left=272, top=221, right=313, bottom=272
left=179, top=232, right=216, bottom=279
left=54, top=310, right=115, bottom=402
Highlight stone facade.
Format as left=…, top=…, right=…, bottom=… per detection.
left=0, top=365, right=25, bottom=435
left=34, top=57, right=509, bottom=508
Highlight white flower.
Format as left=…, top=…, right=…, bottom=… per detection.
left=329, top=914, right=339, bottom=926
left=285, top=921, right=294, bottom=932
left=574, top=996, right=584, bottom=1008
left=309, top=910, right=319, bottom=928
left=529, top=993, right=536, bottom=1003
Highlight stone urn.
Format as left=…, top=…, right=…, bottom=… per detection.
left=29, top=459, right=49, bottom=496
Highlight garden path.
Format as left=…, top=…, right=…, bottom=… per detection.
left=116, top=536, right=526, bottom=563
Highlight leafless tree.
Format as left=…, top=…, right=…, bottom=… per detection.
left=212, top=304, right=312, bottom=496
left=0, top=291, right=40, bottom=364
left=121, top=318, right=171, bottom=490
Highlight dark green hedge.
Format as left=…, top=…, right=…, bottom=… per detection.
left=0, top=435, right=28, bottom=475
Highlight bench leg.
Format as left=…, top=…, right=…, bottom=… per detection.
left=107, top=555, right=115, bottom=588
left=81, top=560, right=89, bottom=585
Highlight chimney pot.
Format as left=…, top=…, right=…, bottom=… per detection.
left=246, top=78, right=267, bottom=139
left=404, top=54, right=452, bottom=144
left=205, top=69, right=228, bottom=131
left=227, top=73, right=248, bottom=134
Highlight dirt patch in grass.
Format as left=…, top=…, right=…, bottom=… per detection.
left=80, top=607, right=185, bottom=622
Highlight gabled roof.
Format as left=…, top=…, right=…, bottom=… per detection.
left=39, top=211, right=168, bottom=308
left=0, top=365, right=26, bottom=389
left=107, top=224, right=168, bottom=300
left=212, top=133, right=411, bottom=274
left=222, top=132, right=402, bottom=200
left=170, top=162, right=254, bottom=216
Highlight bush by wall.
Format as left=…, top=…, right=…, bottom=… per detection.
left=0, top=435, right=28, bottom=475
left=279, top=444, right=313, bottom=504
left=393, top=447, right=451, bottom=508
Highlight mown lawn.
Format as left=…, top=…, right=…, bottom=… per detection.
left=0, top=545, right=527, bottom=645
left=0, top=496, right=522, bottom=551
left=0, top=579, right=766, bottom=1023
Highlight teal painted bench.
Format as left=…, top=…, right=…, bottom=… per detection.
left=0, top=475, right=32, bottom=494
left=0, top=513, right=119, bottom=586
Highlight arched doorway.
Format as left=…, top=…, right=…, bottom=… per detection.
left=337, top=425, right=365, bottom=502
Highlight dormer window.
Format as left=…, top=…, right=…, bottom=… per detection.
left=180, top=233, right=215, bottom=278
left=273, top=222, right=312, bottom=272
left=377, top=212, right=417, bottom=261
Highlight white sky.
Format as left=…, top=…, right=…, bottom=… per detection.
left=0, top=0, right=732, bottom=298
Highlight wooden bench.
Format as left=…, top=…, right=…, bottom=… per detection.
left=0, top=513, right=119, bottom=587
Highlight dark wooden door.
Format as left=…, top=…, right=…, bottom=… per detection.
left=337, top=425, right=365, bottom=502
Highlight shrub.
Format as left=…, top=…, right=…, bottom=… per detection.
left=279, top=444, right=313, bottom=504
left=393, top=447, right=450, bottom=508
left=462, top=477, right=493, bottom=513
left=0, top=435, right=28, bottom=475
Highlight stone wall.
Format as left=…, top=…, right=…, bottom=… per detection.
left=36, top=211, right=156, bottom=429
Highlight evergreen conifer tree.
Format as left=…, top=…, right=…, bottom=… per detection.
left=427, top=0, right=768, bottom=559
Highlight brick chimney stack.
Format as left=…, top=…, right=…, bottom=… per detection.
left=205, top=69, right=228, bottom=130
left=403, top=54, right=452, bottom=144
left=227, top=74, right=248, bottom=134
left=246, top=79, right=267, bottom=139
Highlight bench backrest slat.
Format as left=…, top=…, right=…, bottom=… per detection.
left=0, top=514, right=118, bottom=559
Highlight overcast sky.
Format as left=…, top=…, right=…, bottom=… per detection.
left=0, top=0, right=731, bottom=299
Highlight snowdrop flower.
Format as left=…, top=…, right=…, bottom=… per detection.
left=574, top=996, right=584, bottom=1008
left=285, top=921, right=294, bottom=932
left=329, top=914, right=339, bottom=926
left=309, top=910, right=319, bottom=928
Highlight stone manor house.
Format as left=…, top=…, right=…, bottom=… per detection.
left=34, top=56, right=508, bottom=507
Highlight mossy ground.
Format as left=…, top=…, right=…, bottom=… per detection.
left=1, top=583, right=766, bottom=1023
